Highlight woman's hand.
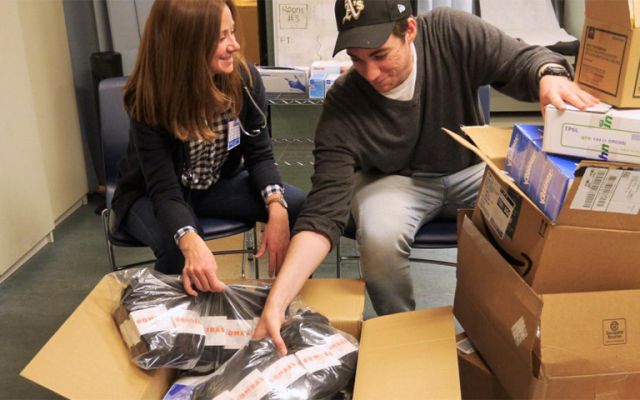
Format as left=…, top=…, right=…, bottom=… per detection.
left=257, top=201, right=290, bottom=277
left=179, top=231, right=225, bottom=296
left=254, top=302, right=288, bottom=356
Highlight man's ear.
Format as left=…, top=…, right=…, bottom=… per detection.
left=406, top=17, right=417, bottom=42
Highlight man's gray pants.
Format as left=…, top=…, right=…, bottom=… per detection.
left=350, top=162, right=485, bottom=316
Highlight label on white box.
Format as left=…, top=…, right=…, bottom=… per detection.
left=130, top=305, right=172, bottom=335
left=262, top=355, right=307, bottom=390
left=203, top=316, right=227, bottom=346
left=295, top=345, right=341, bottom=374
left=225, top=318, right=258, bottom=349
left=571, top=167, right=640, bottom=215
left=559, top=124, right=640, bottom=160
left=478, top=172, right=516, bottom=239
left=230, top=370, right=271, bottom=400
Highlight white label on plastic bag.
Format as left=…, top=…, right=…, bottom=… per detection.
left=170, top=308, right=205, bottom=336
left=478, top=172, right=515, bottom=239
left=456, top=337, right=476, bottom=355
left=571, top=167, right=640, bottom=215
left=262, top=355, right=307, bottom=390
left=211, top=390, right=234, bottom=400
left=225, top=318, right=258, bottom=349
left=295, top=345, right=341, bottom=374
left=230, top=369, right=271, bottom=400
left=130, top=305, right=172, bottom=335
left=325, top=334, right=357, bottom=359
left=118, top=318, right=141, bottom=348
left=511, top=316, right=528, bottom=347
left=203, top=316, right=227, bottom=346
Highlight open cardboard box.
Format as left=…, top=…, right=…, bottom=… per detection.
left=575, top=0, right=640, bottom=108
left=21, top=275, right=461, bottom=399
left=444, top=125, right=640, bottom=293
left=454, top=215, right=640, bottom=398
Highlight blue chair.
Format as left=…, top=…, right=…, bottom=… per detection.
left=99, top=77, right=260, bottom=277
left=335, top=85, right=491, bottom=277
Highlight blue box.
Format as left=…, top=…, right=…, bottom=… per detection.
left=506, top=124, right=582, bottom=221
left=309, top=72, right=327, bottom=99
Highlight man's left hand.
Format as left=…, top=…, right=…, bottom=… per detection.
left=256, top=203, right=290, bottom=277
left=539, top=75, right=599, bottom=115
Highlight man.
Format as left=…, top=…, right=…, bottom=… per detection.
left=256, top=0, right=598, bottom=355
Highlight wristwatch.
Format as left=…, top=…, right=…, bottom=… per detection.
left=538, top=64, right=571, bottom=81
left=266, top=194, right=288, bottom=210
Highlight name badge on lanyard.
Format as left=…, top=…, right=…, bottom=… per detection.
left=227, top=119, right=241, bottom=150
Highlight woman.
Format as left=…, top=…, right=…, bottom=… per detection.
left=111, top=0, right=305, bottom=295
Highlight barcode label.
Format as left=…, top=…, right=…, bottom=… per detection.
left=478, top=172, right=515, bottom=239
left=571, top=167, right=640, bottom=215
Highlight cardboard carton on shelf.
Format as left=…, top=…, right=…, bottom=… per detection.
left=454, top=216, right=640, bottom=399
left=21, top=275, right=461, bottom=400
left=543, top=103, right=640, bottom=164
left=445, top=125, right=640, bottom=293
left=575, top=0, right=640, bottom=108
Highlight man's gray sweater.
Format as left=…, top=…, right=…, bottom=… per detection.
left=293, top=7, right=570, bottom=247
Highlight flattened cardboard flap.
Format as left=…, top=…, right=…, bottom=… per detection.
left=586, top=0, right=633, bottom=29
left=20, top=277, right=174, bottom=400
left=354, top=307, right=460, bottom=400
left=454, top=216, right=542, bottom=399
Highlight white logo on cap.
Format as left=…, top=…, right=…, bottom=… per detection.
left=398, top=4, right=406, bottom=13
left=343, top=0, right=365, bottom=23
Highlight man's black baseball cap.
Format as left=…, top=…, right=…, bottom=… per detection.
left=333, top=0, right=413, bottom=56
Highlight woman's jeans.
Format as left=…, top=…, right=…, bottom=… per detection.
left=123, top=170, right=306, bottom=274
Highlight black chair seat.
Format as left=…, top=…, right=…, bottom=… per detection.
left=342, top=218, right=456, bottom=247
left=107, top=211, right=254, bottom=247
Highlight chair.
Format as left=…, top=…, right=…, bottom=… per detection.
left=335, top=85, right=491, bottom=277
left=99, top=77, right=260, bottom=277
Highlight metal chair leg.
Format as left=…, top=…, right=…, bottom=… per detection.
left=101, top=209, right=117, bottom=271
left=241, top=231, right=248, bottom=279
left=336, top=237, right=342, bottom=278
left=253, top=225, right=260, bottom=279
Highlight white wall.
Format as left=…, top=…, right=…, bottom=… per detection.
left=564, top=0, right=585, bottom=38
left=0, top=0, right=88, bottom=278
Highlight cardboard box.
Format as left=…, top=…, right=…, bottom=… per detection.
left=256, top=67, right=307, bottom=94
left=575, top=0, right=640, bottom=108
left=20, top=277, right=364, bottom=399
left=456, top=333, right=509, bottom=400
left=445, top=125, right=640, bottom=293
left=353, top=307, right=461, bottom=400
left=22, top=276, right=461, bottom=399
left=543, top=103, right=640, bottom=164
left=235, top=0, right=260, bottom=64
left=454, top=216, right=640, bottom=399
left=506, top=124, right=581, bottom=221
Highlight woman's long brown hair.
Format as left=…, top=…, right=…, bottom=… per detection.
left=124, top=0, right=249, bottom=141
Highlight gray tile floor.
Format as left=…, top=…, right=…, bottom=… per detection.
left=0, top=109, right=539, bottom=399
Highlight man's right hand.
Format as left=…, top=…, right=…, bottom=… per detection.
left=254, top=304, right=288, bottom=356
left=179, top=231, right=225, bottom=296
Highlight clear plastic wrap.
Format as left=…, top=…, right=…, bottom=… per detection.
left=164, top=309, right=359, bottom=400
left=194, top=282, right=271, bottom=372
left=111, top=268, right=271, bottom=371
left=113, top=268, right=207, bottom=370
